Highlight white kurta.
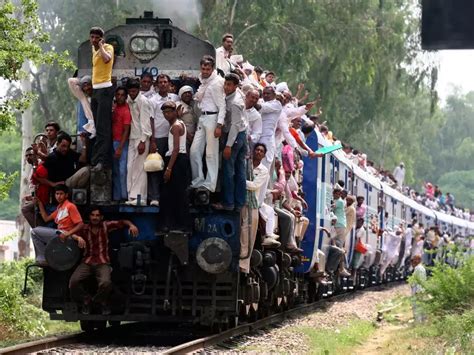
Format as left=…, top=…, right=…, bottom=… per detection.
left=258, top=99, right=282, bottom=167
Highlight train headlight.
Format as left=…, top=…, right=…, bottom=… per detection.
left=145, top=37, right=159, bottom=51
left=129, top=31, right=160, bottom=61
left=131, top=37, right=145, bottom=52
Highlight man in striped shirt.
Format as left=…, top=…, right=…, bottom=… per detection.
left=69, top=206, right=138, bottom=315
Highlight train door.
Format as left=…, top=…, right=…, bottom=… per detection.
left=363, top=183, right=380, bottom=268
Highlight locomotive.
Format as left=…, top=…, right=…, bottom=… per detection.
left=25, top=12, right=474, bottom=332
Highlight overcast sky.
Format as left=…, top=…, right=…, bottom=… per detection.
left=436, top=49, right=474, bottom=101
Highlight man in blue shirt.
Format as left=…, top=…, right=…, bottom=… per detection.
left=332, top=184, right=350, bottom=277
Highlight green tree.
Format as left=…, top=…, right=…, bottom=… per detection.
left=437, top=170, right=474, bottom=210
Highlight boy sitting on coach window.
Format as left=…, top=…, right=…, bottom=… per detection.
left=69, top=206, right=139, bottom=315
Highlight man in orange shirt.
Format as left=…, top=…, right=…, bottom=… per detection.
left=31, top=184, right=84, bottom=266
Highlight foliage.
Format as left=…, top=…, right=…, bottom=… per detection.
left=0, top=258, right=47, bottom=338
left=299, top=320, right=376, bottom=354
left=437, top=170, right=474, bottom=210
left=414, top=256, right=474, bottom=316
left=0, top=131, right=21, bottom=220
left=0, top=0, right=73, bottom=128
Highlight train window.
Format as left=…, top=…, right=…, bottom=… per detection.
left=106, top=35, right=125, bottom=57
left=163, top=29, right=173, bottom=48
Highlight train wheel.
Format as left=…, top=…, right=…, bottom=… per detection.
left=109, top=320, right=121, bottom=327
left=80, top=320, right=95, bottom=333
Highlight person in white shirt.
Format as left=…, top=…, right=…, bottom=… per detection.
left=245, top=89, right=262, bottom=149
left=258, top=86, right=283, bottom=168
left=125, top=79, right=152, bottom=206
left=148, top=74, right=179, bottom=206
left=393, top=162, right=405, bottom=188
left=190, top=55, right=226, bottom=192
left=215, top=33, right=233, bottom=74
left=410, top=255, right=426, bottom=322
left=214, top=73, right=248, bottom=211
left=140, top=72, right=156, bottom=99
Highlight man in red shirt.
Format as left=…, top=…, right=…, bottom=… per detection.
left=21, top=147, right=51, bottom=227
left=32, top=184, right=84, bottom=265
left=112, top=86, right=132, bottom=201
left=69, top=206, right=138, bottom=315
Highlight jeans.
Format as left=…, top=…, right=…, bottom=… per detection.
left=91, top=86, right=115, bottom=167
left=112, top=140, right=129, bottom=201
left=221, top=131, right=247, bottom=209
left=147, top=137, right=168, bottom=201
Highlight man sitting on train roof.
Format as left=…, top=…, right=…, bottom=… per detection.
left=148, top=74, right=180, bottom=207
left=40, top=132, right=89, bottom=190
left=69, top=206, right=139, bottom=315
left=190, top=55, right=226, bottom=193
left=89, top=26, right=114, bottom=172
left=216, top=33, right=234, bottom=75
left=31, top=184, right=84, bottom=266
left=125, top=79, right=153, bottom=206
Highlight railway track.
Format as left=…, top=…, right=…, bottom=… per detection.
left=0, top=282, right=402, bottom=354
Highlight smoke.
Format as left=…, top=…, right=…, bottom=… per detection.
left=150, top=0, right=202, bottom=32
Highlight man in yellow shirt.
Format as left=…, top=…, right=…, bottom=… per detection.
left=89, top=27, right=114, bottom=171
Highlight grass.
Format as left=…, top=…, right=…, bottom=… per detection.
left=300, top=320, right=376, bottom=355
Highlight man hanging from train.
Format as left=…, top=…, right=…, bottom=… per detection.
left=111, top=86, right=131, bottom=201
left=140, top=72, right=156, bottom=99
left=159, top=101, right=191, bottom=230
left=190, top=55, right=226, bottom=192
left=212, top=73, right=247, bottom=211
left=177, top=85, right=199, bottom=151
left=89, top=26, right=114, bottom=172
left=148, top=74, right=180, bottom=206
left=41, top=132, right=90, bottom=189
left=331, top=185, right=351, bottom=277
left=125, top=79, right=153, bottom=206
left=31, top=184, right=84, bottom=266
left=69, top=206, right=139, bottom=315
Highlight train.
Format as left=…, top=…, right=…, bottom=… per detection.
left=24, top=12, right=474, bottom=332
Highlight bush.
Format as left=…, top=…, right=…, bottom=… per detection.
left=0, top=259, right=48, bottom=339
left=420, top=256, right=474, bottom=316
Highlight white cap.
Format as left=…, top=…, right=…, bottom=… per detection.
left=178, top=85, right=193, bottom=97
left=276, top=82, right=289, bottom=93
left=242, top=61, right=254, bottom=71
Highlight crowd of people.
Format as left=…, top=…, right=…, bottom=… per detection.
left=18, top=28, right=469, bottom=313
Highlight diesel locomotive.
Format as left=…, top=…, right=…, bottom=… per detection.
left=25, top=12, right=474, bottom=332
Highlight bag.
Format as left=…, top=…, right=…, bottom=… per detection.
left=144, top=153, right=164, bottom=172
left=355, top=239, right=368, bottom=254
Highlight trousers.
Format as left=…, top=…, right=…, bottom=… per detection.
left=259, top=203, right=276, bottom=236
left=127, top=138, right=149, bottom=202
left=275, top=207, right=296, bottom=248
left=221, top=131, right=247, bottom=209
left=112, top=140, right=128, bottom=201
left=190, top=114, right=219, bottom=192
left=91, top=86, right=115, bottom=167
left=147, top=137, right=168, bottom=201
left=160, top=154, right=190, bottom=229
left=239, top=206, right=259, bottom=273
left=65, top=167, right=90, bottom=189
left=31, top=226, right=59, bottom=263
left=69, top=262, right=112, bottom=304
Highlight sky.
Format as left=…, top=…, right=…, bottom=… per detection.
left=436, top=50, right=474, bottom=101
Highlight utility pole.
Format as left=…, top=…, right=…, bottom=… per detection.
left=16, top=62, right=33, bottom=258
